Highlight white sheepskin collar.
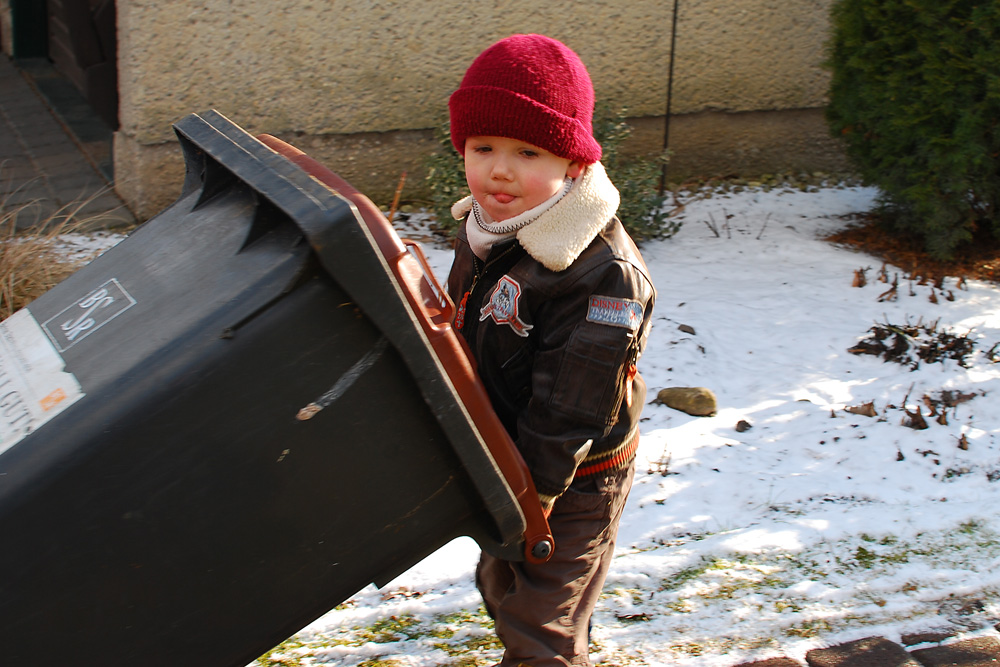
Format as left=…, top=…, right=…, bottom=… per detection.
left=450, top=161, right=620, bottom=272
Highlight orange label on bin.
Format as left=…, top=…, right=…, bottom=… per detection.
left=40, top=388, right=67, bottom=412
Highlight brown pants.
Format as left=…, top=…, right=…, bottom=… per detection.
left=476, top=463, right=635, bottom=667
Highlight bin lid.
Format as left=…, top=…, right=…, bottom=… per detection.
left=172, top=111, right=552, bottom=563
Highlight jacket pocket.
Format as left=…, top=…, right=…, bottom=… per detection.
left=549, top=324, right=630, bottom=426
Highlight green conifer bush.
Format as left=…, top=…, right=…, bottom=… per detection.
left=826, top=0, right=1000, bottom=260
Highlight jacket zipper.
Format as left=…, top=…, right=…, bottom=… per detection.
left=455, top=243, right=520, bottom=333
left=620, top=333, right=640, bottom=409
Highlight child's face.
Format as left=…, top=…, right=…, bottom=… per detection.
left=464, top=136, right=584, bottom=222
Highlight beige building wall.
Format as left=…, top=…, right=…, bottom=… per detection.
left=114, top=0, right=847, bottom=220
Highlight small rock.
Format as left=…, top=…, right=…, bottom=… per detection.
left=678, top=324, right=696, bottom=335
left=900, top=630, right=953, bottom=646
left=806, top=636, right=920, bottom=667
left=735, top=419, right=752, bottom=432
left=911, top=635, right=1000, bottom=667
left=654, top=387, right=717, bottom=417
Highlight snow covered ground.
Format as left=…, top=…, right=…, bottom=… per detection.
left=243, top=182, right=1000, bottom=667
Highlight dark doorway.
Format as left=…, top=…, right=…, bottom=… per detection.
left=9, top=0, right=48, bottom=58
left=10, top=0, right=118, bottom=180
left=45, top=0, right=119, bottom=130
left=11, top=0, right=119, bottom=131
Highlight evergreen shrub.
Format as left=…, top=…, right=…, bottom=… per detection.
left=423, top=119, right=470, bottom=233
left=826, top=0, right=1000, bottom=260
left=423, top=108, right=675, bottom=243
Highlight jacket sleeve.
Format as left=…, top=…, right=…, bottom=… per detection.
left=515, top=256, right=653, bottom=501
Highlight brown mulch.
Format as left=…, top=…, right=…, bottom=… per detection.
left=827, top=213, right=1000, bottom=284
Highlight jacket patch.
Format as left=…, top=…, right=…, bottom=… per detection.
left=587, top=295, right=644, bottom=331
left=480, top=275, right=533, bottom=337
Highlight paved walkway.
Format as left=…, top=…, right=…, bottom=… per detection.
left=0, top=55, right=133, bottom=228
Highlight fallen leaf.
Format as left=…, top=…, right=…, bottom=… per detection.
left=845, top=401, right=878, bottom=417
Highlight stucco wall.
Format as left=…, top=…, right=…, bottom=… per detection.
left=114, top=0, right=844, bottom=220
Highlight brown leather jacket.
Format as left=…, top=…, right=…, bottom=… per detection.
left=446, top=212, right=656, bottom=502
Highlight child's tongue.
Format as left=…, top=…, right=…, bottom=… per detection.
left=493, top=193, right=515, bottom=204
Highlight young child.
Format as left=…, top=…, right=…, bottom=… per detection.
left=445, top=34, right=656, bottom=666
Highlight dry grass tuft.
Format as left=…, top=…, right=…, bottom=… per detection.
left=0, top=191, right=114, bottom=319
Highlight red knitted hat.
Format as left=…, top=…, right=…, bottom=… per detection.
left=449, top=34, right=602, bottom=164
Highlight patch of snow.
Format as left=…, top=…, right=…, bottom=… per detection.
left=51, top=230, right=125, bottom=264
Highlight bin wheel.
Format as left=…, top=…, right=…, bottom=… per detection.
left=530, top=539, right=553, bottom=561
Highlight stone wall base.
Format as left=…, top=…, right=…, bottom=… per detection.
left=114, top=107, right=851, bottom=222
left=627, top=107, right=851, bottom=186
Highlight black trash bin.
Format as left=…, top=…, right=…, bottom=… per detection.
left=0, top=110, right=551, bottom=666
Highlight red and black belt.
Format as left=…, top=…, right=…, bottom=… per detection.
left=574, top=430, right=640, bottom=479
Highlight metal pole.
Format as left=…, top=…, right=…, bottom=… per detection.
left=659, top=0, right=681, bottom=195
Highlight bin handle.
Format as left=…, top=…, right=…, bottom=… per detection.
left=403, top=240, right=454, bottom=325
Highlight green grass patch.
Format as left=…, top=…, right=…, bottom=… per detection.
left=253, top=605, right=501, bottom=667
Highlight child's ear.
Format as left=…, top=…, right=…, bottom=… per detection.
left=567, top=161, right=586, bottom=179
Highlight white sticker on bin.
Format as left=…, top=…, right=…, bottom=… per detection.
left=0, top=308, right=85, bottom=457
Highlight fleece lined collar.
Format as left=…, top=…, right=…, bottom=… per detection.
left=451, top=161, right=620, bottom=272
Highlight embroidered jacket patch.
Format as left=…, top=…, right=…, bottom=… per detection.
left=587, top=295, right=644, bottom=331
left=480, top=275, right=533, bottom=337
